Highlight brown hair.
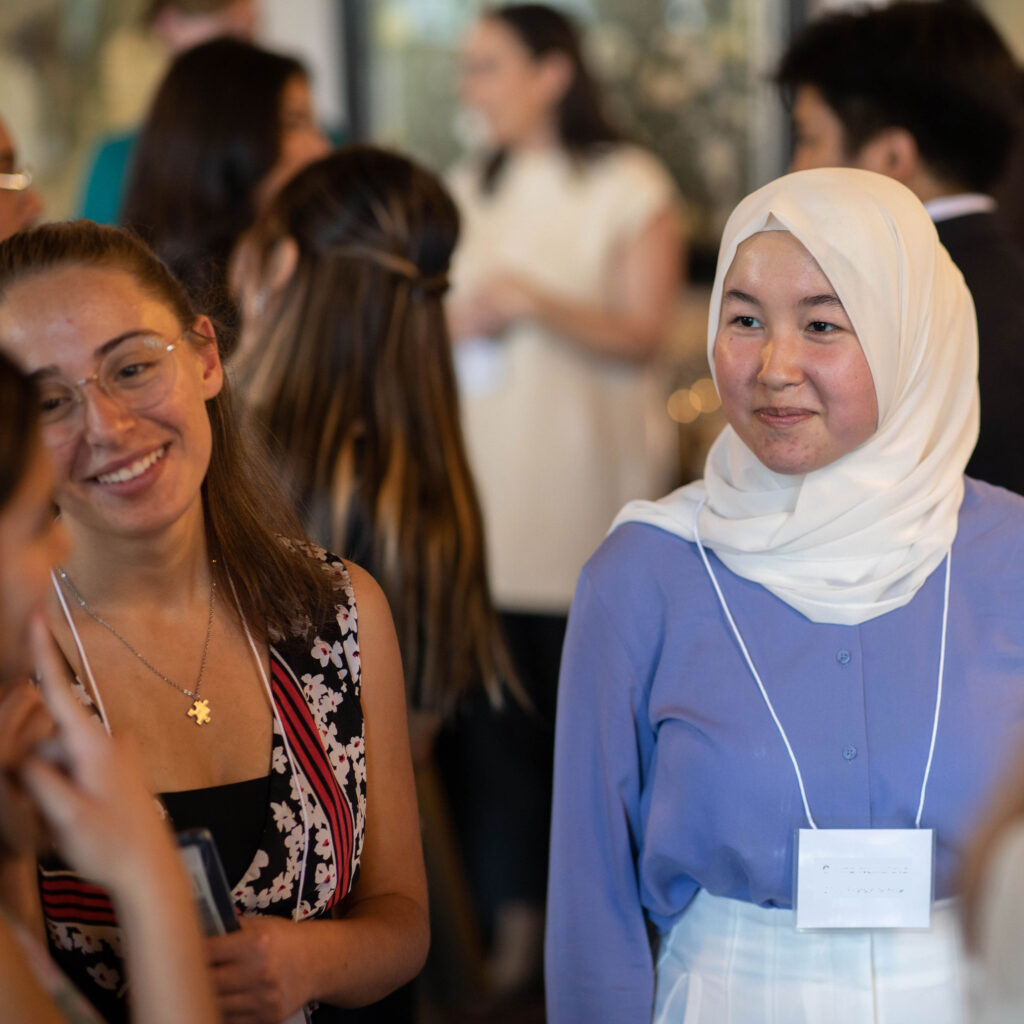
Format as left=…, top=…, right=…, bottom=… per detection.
left=121, top=38, right=307, bottom=344
left=235, top=146, right=516, bottom=713
left=479, top=4, right=624, bottom=193
left=0, top=348, right=38, bottom=510
left=0, top=220, right=335, bottom=638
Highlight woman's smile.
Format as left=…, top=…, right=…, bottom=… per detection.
left=89, top=443, right=169, bottom=488
left=754, top=406, right=817, bottom=428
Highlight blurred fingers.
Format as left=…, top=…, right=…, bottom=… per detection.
left=19, top=753, right=86, bottom=836
left=29, top=615, right=105, bottom=760
left=210, top=960, right=257, bottom=997
left=0, top=771, right=46, bottom=855
left=0, top=683, right=53, bottom=769
left=17, top=753, right=90, bottom=847
left=30, top=615, right=81, bottom=713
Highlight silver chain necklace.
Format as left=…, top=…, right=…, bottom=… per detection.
left=56, top=563, right=216, bottom=727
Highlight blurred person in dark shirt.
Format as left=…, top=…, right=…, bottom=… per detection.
left=777, top=0, right=1024, bottom=495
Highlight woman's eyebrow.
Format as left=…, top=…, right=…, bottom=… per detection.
left=26, top=330, right=160, bottom=379
left=723, top=288, right=761, bottom=306
left=799, top=293, right=844, bottom=309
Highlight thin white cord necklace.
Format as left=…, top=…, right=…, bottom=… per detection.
left=55, top=563, right=217, bottom=726
left=692, top=498, right=949, bottom=830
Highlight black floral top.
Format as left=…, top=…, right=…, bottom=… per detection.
left=39, top=549, right=367, bottom=1023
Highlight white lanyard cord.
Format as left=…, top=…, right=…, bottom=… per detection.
left=49, top=569, right=114, bottom=736
left=691, top=504, right=817, bottom=828
left=691, top=499, right=949, bottom=831
left=916, top=542, right=951, bottom=829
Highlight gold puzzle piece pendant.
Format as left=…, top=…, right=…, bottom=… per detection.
left=188, top=698, right=211, bottom=726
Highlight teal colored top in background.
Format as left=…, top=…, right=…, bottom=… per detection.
left=77, top=130, right=137, bottom=224
left=77, top=125, right=345, bottom=225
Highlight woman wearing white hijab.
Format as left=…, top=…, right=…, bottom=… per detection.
left=545, top=168, right=1024, bottom=1023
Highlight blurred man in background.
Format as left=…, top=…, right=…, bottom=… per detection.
left=777, top=0, right=1024, bottom=495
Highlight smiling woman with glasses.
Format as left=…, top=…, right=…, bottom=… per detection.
left=0, top=220, right=428, bottom=1024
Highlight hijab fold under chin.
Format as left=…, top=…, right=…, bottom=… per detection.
left=613, top=168, right=979, bottom=625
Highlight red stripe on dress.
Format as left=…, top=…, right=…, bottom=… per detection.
left=40, top=877, right=117, bottom=918
left=40, top=878, right=110, bottom=899
left=271, top=660, right=354, bottom=901
left=272, top=672, right=352, bottom=904
left=270, top=656, right=355, bottom=905
left=42, top=902, right=118, bottom=925
left=41, top=894, right=115, bottom=914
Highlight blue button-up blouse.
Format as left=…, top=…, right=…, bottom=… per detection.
left=546, top=478, right=1024, bottom=1022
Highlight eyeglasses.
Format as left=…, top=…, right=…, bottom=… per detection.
left=0, top=168, right=32, bottom=192
left=37, top=336, right=179, bottom=444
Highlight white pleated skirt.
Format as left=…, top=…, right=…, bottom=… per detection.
left=653, top=890, right=968, bottom=1024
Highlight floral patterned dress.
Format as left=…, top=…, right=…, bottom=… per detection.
left=39, top=551, right=367, bottom=1023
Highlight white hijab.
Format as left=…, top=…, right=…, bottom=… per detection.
left=614, top=168, right=979, bottom=625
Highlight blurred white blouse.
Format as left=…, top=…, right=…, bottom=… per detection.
left=447, top=144, right=679, bottom=611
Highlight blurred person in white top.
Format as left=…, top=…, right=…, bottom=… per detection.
left=445, top=2, right=684, bottom=996
left=449, top=4, right=684, bottom=618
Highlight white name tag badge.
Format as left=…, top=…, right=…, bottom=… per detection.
left=795, top=828, right=934, bottom=930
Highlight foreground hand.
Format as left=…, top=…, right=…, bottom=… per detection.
left=207, top=914, right=308, bottom=1023
left=0, top=678, right=54, bottom=856
left=19, top=616, right=176, bottom=893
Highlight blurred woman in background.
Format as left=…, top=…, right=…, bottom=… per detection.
left=121, top=36, right=328, bottom=345
left=235, top=145, right=511, bottom=723
left=234, top=145, right=518, bottom=1010
left=79, top=0, right=260, bottom=225
left=448, top=2, right=684, bottom=986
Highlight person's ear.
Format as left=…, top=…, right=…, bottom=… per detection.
left=537, top=51, right=574, bottom=108
left=855, top=128, right=919, bottom=185
left=232, top=233, right=298, bottom=325
left=190, top=315, right=224, bottom=401
left=264, top=236, right=299, bottom=295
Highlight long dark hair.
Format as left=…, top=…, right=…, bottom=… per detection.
left=121, top=37, right=307, bottom=342
left=0, top=349, right=38, bottom=511
left=481, top=3, right=623, bottom=193
left=235, top=146, right=516, bottom=713
left=0, top=221, right=336, bottom=640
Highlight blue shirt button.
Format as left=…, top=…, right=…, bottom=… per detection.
left=836, top=648, right=852, bottom=665
left=843, top=745, right=858, bottom=760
